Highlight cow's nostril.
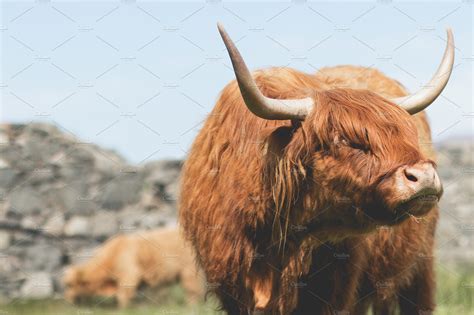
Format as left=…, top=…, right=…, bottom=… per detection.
left=404, top=169, right=418, bottom=182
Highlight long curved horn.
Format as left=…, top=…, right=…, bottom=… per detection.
left=218, top=23, right=314, bottom=120
left=392, top=29, right=455, bottom=115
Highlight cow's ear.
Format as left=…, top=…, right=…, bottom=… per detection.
left=261, top=124, right=301, bottom=189
left=261, top=124, right=297, bottom=159
left=99, top=279, right=118, bottom=295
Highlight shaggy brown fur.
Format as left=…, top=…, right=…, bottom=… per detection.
left=180, top=65, right=439, bottom=314
left=63, top=228, right=204, bottom=308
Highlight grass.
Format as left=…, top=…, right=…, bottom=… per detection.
left=435, top=263, right=474, bottom=315
left=0, top=284, right=223, bottom=315
left=0, top=301, right=220, bottom=315
left=1, top=265, right=472, bottom=315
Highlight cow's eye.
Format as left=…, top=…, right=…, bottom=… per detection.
left=335, top=137, right=369, bottom=153
left=349, top=142, right=370, bottom=152
left=334, top=135, right=347, bottom=146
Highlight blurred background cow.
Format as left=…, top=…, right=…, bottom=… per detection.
left=63, top=228, right=203, bottom=308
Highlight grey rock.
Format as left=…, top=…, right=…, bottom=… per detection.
left=0, top=267, right=23, bottom=299
left=8, top=186, right=45, bottom=215
left=118, top=204, right=176, bottom=231
left=0, top=168, right=17, bottom=188
left=0, top=126, right=9, bottom=144
left=68, top=246, right=98, bottom=265
left=98, top=172, right=143, bottom=210
left=0, top=254, right=21, bottom=274
left=42, top=214, right=65, bottom=236
left=58, top=162, right=93, bottom=182
left=0, top=231, right=11, bottom=250
left=64, top=216, right=90, bottom=237
left=28, top=167, right=55, bottom=185
left=164, top=181, right=179, bottom=203
left=142, top=160, right=181, bottom=205
left=58, top=181, right=97, bottom=215
left=23, top=243, right=62, bottom=272
left=143, top=160, right=182, bottom=184
left=88, top=147, right=124, bottom=178
left=117, top=206, right=144, bottom=232
left=21, top=214, right=44, bottom=230
left=91, top=212, right=118, bottom=238
left=20, top=272, right=53, bottom=299
left=48, top=185, right=86, bottom=214
left=19, top=124, right=68, bottom=164
left=10, top=231, right=35, bottom=246
left=61, top=238, right=99, bottom=264
left=0, top=144, right=25, bottom=170
left=0, top=158, right=8, bottom=168
left=50, top=186, right=80, bottom=210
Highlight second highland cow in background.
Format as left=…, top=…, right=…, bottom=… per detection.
left=63, top=228, right=203, bottom=308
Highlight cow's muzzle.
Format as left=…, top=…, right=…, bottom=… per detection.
left=391, top=162, right=442, bottom=217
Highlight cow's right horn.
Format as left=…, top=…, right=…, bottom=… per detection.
left=391, top=29, right=455, bottom=115
left=218, top=23, right=314, bottom=120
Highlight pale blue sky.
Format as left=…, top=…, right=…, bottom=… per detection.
left=1, top=1, right=472, bottom=163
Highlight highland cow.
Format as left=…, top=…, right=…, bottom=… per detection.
left=63, top=228, right=204, bottom=308
left=180, top=24, right=454, bottom=315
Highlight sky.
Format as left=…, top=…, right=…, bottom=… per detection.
left=1, top=0, right=472, bottom=164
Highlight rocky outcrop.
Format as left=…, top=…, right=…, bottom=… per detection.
left=0, top=123, right=180, bottom=299
left=436, top=137, right=474, bottom=265
left=0, top=123, right=471, bottom=300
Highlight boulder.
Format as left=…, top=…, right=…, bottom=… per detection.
left=98, top=172, right=143, bottom=210
left=118, top=204, right=176, bottom=231
left=0, top=231, right=11, bottom=250
left=64, top=216, right=90, bottom=237
left=8, top=186, right=45, bottom=216
left=28, top=166, right=55, bottom=185
left=140, top=160, right=181, bottom=207
left=91, top=211, right=118, bottom=238
left=48, top=184, right=91, bottom=215
left=68, top=246, right=98, bottom=265
left=42, top=214, right=65, bottom=236
left=20, top=272, right=53, bottom=299
left=23, top=243, right=62, bottom=272
left=21, top=214, right=44, bottom=230
left=143, top=160, right=182, bottom=185
left=0, top=168, right=17, bottom=189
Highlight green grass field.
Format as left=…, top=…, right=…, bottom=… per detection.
left=1, top=265, right=472, bottom=315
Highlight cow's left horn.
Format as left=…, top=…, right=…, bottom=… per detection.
left=391, top=29, right=455, bottom=115
left=218, top=23, right=314, bottom=120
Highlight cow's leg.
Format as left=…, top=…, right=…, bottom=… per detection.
left=116, top=285, right=137, bottom=308
left=351, top=282, right=374, bottom=315
left=352, top=299, right=371, bottom=315
left=116, top=275, right=140, bottom=308
left=180, top=267, right=204, bottom=304
left=398, top=262, right=436, bottom=315
left=372, top=300, right=397, bottom=315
